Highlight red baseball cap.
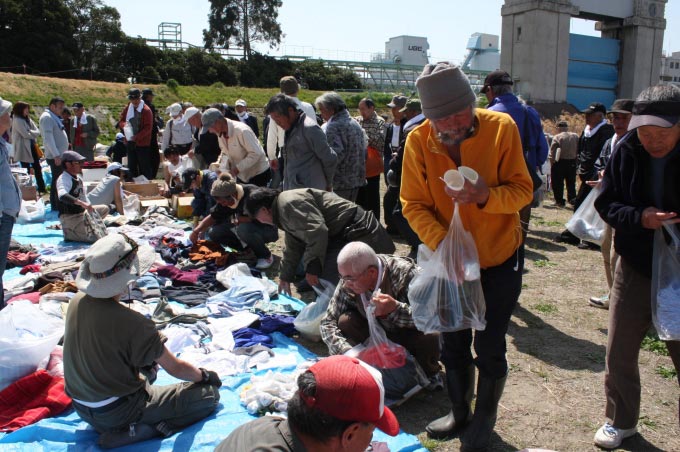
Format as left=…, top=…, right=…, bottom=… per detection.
left=302, top=355, right=400, bottom=436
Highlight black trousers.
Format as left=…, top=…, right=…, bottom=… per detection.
left=440, top=246, right=524, bottom=379
left=46, top=159, right=63, bottom=207
left=573, top=174, right=593, bottom=211
left=550, top=159, right=577, bottom=204
left=383, top=186, right=399, bottom=231
left=240, top=168, right=271, bottom=187
left=356, top=176, right=381, bottom=222
left=128, top=144, right=154, bottom=180
left=392, top=197, right=421, bottom=250
left=21, top=146, right=46, bottom=192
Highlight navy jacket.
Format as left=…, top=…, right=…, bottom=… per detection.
left=595, top=132, right=680, bottom=278
left=487, top=93, right=548, bottom=170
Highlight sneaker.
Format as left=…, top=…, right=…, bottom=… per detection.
left=425, top=372, right=445, bottom=391
left=255, top=255, right=274, bottom=270
left=589, top=294, right=610, bottom=309
left=593, top=422, right=637, bottom=449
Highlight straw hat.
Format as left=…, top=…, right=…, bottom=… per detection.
left=76, top=233, right=155, bottom=298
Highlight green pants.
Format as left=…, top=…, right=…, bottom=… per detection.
left=73, top=382, right=220, bottom=434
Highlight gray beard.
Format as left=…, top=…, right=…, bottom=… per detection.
left=436, top=126, right=475, bottom=146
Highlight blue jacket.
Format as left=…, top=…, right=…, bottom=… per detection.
left=191, top=170, right=218, bottom=218
left=595, top=132, right=680, bottom=278
left=488, top=93, right=548, bottom=170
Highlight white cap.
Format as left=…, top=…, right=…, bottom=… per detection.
left=235, top=99, right=247, bottom=107
left=183, top=107, right=201, bottom=122
left=0, top=97, right=11, bottom=116
left=166, top=103, right=182, bottom=117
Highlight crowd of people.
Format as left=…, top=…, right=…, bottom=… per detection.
left=0, top=61, right=678, bottom=451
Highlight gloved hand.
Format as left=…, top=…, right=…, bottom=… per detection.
left=199, top=368, right=222, bottom=388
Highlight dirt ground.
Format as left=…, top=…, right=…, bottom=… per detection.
left=263, top=194, right=679, bottom=452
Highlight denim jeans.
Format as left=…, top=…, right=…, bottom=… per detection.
left=0, top=213, right=17, bottom=309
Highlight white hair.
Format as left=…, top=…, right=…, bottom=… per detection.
left=336, top=242, right=379, bottom=274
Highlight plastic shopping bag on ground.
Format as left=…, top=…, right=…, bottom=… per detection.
left=408, top=201, right=486, bottom=334
left=565, top=185, right=606, bottom=245
left=0, top=300, right=64, bottom=391
left=17, top=199, right=46, bottom=224
left=652, top=222, right=680, bottom=340
left=294, top=279, right=336, bottom=342
left=357, top=302, right=428, bottom=405
left=122, top=193, right=141, bottom=219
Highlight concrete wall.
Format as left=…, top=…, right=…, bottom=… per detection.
left=501, top=2, right=574, bottom=103
left=502, top=0, right=667, bottom=104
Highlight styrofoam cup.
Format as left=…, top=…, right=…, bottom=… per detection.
left=458, top=166, right=479, bottom=184
left=443, top=169, right=465, bottom=190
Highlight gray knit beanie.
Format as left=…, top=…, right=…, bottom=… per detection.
left=416, top=62, right=476, bottom=120
left=211, top=173, right=237, bottom=198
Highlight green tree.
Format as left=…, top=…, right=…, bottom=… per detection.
left=0, top=0, right=78, bottom=74
left=203, top=0, right=283, bottom=60
left=65, top=0, right=125, bottom=78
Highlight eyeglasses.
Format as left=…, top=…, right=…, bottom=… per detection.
left=68, top=161, right=83, bottom=165
left=339, top=266, right=375, bottom=283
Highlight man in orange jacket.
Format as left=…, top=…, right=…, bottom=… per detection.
left=401, top=62, right=532, bottom=451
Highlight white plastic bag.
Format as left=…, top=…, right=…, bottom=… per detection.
left=17, top=199, right=46, bottom=224
left=0, top=300, right=64, bottom=391
left=408, top=202, right=486, bottom=334
left=294, top=279, right=336, bottom=342
left=123, top=193, right=141, bottom=218
left=652, top=223, right=680, bottom=340
left=566, top=186, right=606, bottom=245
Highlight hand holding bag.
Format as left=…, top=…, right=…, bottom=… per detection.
left=652, top=222, right=680, bottom=340
left=357, top=300, right=428, bottom=405
left=408, top=201, right=486, bottom=334
left=565, top=185, right=606, bottom=245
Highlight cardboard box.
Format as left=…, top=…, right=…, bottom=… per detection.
left=123, top=182, right=160, bottom=197
left=84, top=181, right=100, bottom=194
left=139, top=196, right=169, bottom=213
left=20, top=185, right=37, bottom=201
left=82, top=167, right=108, bottom=182
left=171, top=194, right=194, bottom=219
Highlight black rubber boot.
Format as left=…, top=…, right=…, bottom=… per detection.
left=426, top=364, right=475, bottom=439
left=460, top=373, right=507, bottom=452
left=98, top=423, right=163, bottom=449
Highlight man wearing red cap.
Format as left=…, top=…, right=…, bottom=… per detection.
left=215, top=355, right=399, bottom=451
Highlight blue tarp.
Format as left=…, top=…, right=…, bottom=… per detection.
left=0, top=334, right=426, bottom=451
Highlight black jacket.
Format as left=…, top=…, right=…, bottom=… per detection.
left=595, top=131, right=680, bottom=278
left=242, top=115, right=259, bottom=138
left=577, top=123, right=614, bottom=178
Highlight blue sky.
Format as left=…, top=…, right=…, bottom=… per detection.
left=104, top=0, right=680, bottom=63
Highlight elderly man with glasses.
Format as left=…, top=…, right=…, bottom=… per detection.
left=320, top=241, right=442, bottom=388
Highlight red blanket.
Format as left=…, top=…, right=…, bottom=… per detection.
left=0, top=369, right=72, bottom=432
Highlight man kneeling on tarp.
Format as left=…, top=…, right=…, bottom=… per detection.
left=56, top=151, right=110, bottom=242
left=63, top=233, right=222, bottom=449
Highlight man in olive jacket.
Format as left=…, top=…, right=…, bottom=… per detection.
left=70, top=102, right=100, bottom=161
left=246, top=187, right=395, bottom=293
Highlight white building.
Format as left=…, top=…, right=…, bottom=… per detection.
left=660, top=51, right=680, bottom=84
